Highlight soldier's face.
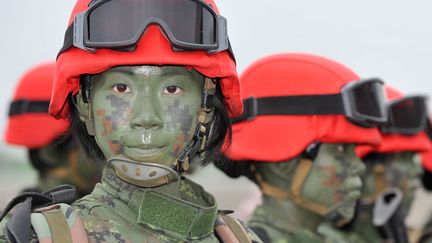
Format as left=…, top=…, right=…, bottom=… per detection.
left=301, top=143, right=365, bottom=222
left=89, top=65, right=203, bottom=167
left=362, top=152, right=421, bottom=213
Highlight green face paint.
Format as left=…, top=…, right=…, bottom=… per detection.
left=301, top=143, right=366, bottom=221
left=90, top=66, right=203, bottom=167
left=362, top=152, right=421, bottom=212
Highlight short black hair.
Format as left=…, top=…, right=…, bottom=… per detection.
left=68, top=76, right=232, bottom=168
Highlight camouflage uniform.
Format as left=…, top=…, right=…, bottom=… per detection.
left=248, top=195, right=356, bottom=243
left=337, top=202, right=381, bottom=243
left=0, top=166, right=261, bottom=242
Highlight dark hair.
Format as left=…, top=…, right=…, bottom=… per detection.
left=68, top=77, right=232, bottom=168
left=28, top=135, right=73, bottom=174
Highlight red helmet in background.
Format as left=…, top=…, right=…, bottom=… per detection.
left=227, top=53, right=383, bottom=162
left=49, top=0, right=242, bottom=119
left=5, top=62, right=70, bottom=148
left=356, top=87, right=431, bottom=158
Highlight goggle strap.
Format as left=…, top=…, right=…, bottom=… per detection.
left=171, top=78, right=216, bottom=173
left=232, top=94, right=345, bottom=124
left=9, top=100, right=50, bottom=117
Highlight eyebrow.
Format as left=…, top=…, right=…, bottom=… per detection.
left=159, top=68, right=189, bottom=77
left=108, top=67, right=190, bottom=77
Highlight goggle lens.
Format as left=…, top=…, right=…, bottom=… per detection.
left=352, top=81, right=386, bottom=119
left=387, top=97, right=427, bottom=133
left=86, top=0, right=216, bottom=46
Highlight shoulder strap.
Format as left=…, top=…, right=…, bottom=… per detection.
left=0, top=185, right=76, bottom=243
left=31, top=204, right=88, bottom=243
left=215, top=215, right=252, bottom=243
left=39, top=205, right=73, bottom=243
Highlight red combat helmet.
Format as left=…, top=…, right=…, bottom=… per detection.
left=227, top=53, right=383, bottom=162
left=356, top=87, right=431, bottom=158
left=5, top=62, right=70, bottom=148
left=49, top=0, right=242, bottom=119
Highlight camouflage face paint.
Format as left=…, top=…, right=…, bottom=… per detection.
left=90, top=66, right=203, bottom=167
left=362, top=152, right=421, bottom=213
left=301, top=143, right=365, bottom=221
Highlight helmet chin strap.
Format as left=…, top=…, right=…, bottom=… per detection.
left=255, top=158, right=352, bottom=227
left=110, top=78, right=217, bottom=188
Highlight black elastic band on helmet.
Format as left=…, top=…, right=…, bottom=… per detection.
left=9, top=100, right=50, bottom=117
left=57, top=24, right=74, bottom=59
left=231, top=94, right=344, bottom=124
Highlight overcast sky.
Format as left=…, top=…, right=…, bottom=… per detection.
left=0, top=0, right=431, bottom=153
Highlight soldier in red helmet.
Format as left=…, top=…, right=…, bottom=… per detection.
left=341, top=87, right=430, bottom=242
left=0, top=0, right=261, bottom=242
left=4, top=62, right=103, bottom=197
left=216, top=53, right=387, bottom=242
left=405, top=117, right=432, bottom=243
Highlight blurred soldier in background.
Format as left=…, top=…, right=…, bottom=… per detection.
left=4, top=62, right=103, bottom=198
left=406, top=117, right=432, bottom=243
left=342, top=87, right=430, bottom=243
left=217, top=53, right=388, bottom=242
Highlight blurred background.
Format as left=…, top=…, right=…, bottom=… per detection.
left=0, top=0, right=431, bottom=220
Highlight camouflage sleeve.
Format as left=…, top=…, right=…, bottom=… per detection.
left=0, top=213, right=9, bottom=243
left=317, top=222, right=353, bottom=243
left=239, top=221, right=263, bottom=243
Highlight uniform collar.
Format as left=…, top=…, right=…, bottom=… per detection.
left=92, top=166, right=218, bottom=240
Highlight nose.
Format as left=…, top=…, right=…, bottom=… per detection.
left=130, top=96, right=163, bottom=130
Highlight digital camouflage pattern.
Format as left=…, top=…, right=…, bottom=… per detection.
left=0, top=65, right=263, bottom=242
left=0, top=166, right=261, bottom=242
left=85, top=66, right=203, bottom=168
left=248, top=144, right=365, bottom=242
left=362, top=152, right=421, bottom=212
left=74, top=166, right=261, bottom=242
left=340, top=152, right=421, bottom=242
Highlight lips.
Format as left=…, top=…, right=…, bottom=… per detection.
left=123, top=145, right=168, bottom=162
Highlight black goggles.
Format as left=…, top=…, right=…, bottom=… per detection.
left=8, top=99, right=50, bottom=117
left=380, top=95, right=429, bottom=135
left=232, top=78, right=388, bottom=127
left=60, top=0, right=229, bottom=54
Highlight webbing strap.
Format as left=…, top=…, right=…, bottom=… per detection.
left=214, top=217, right=240, bottom=243
left=373, top=164, right=386, bottom=198
left=256, top=159, right=331, bottom=216
left=41, top=209, right=73, bottom=243
left=232, top=94, right=344, bottom=123
left=218, top=215, right=252, bottom=243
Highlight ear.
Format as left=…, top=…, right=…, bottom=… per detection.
left=75, top=91, right=96, bottom=136
left=75, top=91, right=90, bottom=122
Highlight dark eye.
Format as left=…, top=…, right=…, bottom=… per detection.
left=112, top=84, right=131, bottom=93
left=164, top=85, right=183, bottom=95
